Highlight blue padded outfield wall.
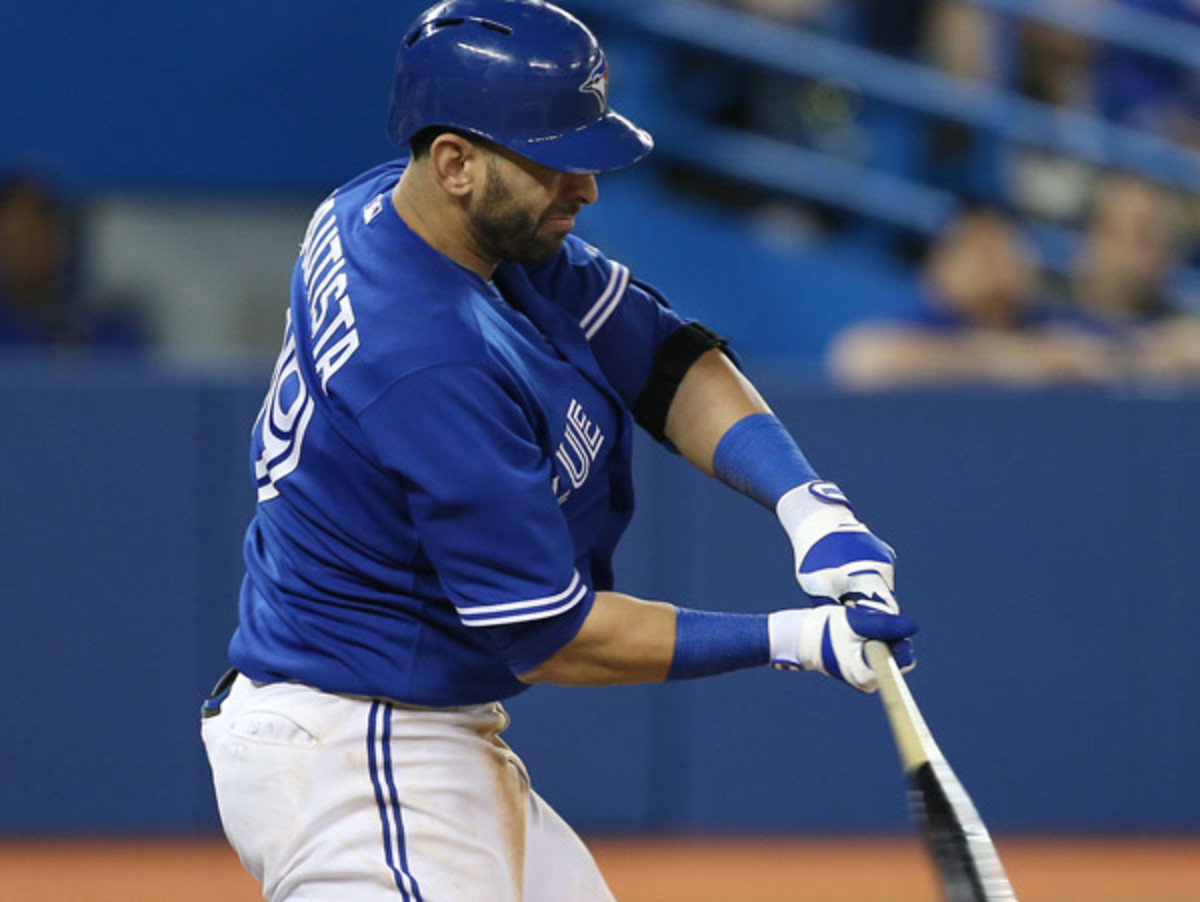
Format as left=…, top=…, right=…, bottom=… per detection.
left=1, top=360, right=1198, bottom=836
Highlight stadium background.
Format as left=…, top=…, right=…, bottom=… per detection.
left=1, top=1, right=1197, bottom=899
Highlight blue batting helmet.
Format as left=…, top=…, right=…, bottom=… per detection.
left=387, top=0, right=653, bottom=174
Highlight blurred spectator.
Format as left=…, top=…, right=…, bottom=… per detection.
left=827, top=208, right=1120, bottom=387
left=1095, top=0, right=1200, bottom=148
left=1061, top=172, right=1200, bottom=380
left=923, top=0, right=994, bottom=83
left=0, top=173, right=147, bottom=354
left=993, top=0, right=1102, bottom=223
left=691, top=1, right=1008, bottom=247
left=915, top=0, right=1009, bottom=206
left=1018, top=3, right=1098, bottom=111
left=663, top=1, right=870, bottom=241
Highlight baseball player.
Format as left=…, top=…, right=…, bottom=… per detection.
left=200, top=1, right=917, bottom=899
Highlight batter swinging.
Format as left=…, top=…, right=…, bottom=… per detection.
left=201, top=2, right=916, bottom=899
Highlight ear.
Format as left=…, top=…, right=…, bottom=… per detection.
left=428, top=134, right=484, bottom=199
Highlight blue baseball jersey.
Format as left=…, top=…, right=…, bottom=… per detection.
left=229, top=160, right=687, bottom=706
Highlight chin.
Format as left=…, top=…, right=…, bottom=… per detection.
left=516, top=237, right=566, bottom=266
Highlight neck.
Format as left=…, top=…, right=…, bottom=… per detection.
left=1075, top=265, right=1146, bottom=321
left=392, top=165, right=496, bottom=279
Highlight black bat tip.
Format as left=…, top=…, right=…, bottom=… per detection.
left=907, top=762, right=1017, bottom=901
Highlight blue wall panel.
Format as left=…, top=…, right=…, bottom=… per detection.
left=0, top=365, right=208, bottom=829
left=2, top=1, right=428, bottom=191
left=1, top=363, right=1198, bottom=835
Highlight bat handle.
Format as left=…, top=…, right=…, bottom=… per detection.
left=865, top=639, right=933, bottom=772
left=864, top=638, right=895, bottom=681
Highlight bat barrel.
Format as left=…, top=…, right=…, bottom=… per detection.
left=866, top=640, right=1018, bottom=901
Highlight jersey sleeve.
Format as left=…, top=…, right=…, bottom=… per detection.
left=356, top=361, right=593, bottom=674
left=523, top=237, right=689, bottom=409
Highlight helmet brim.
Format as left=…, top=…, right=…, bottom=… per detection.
left=501, top=110, right=654, bottom=175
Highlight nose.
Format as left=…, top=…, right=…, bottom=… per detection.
left=568, top=173, right=598, bottom=207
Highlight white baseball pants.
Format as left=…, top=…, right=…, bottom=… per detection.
left=201, top=675, right=615, bottom=901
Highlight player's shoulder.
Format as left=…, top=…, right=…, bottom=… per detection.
left=292, top=160, right=510, bottom=408
left=333, top=159, right=407, bottom=210
left=325, top=293, right=507, bottom=417
left=341, top=277, right=504, bottom=410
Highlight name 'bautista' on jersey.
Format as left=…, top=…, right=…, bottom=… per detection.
left=230, top=160, right=690, bottom=707
left=254, top=194, right=361, bottom=501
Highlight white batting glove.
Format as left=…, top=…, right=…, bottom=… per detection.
left=768, top=605, right=917, bottom=692
left=776, top=481, right=899, bottom=614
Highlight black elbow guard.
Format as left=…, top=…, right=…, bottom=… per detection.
left=633, top=321, right=731, bottom=442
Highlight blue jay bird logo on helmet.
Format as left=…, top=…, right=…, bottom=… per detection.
left=387, top=0, right=651, bottom=173
left=580, top=58, right=609, bottom=113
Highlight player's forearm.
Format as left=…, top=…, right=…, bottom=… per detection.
left=667, top=345, right=900, bottom=614
left=518, top=591, right=915, bottom=693
left=662, top=348, right=770, bottom=475
left=516, top=591, right=678, bottom=686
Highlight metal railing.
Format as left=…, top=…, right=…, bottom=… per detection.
left=573, top=0, right=1200, bottom=192
left=968, top=0, right=1200, bottom=71
left=569, top=0, right=1200, bottom=296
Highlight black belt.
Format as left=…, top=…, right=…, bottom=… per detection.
left=201, top=667, right=239, bottom=719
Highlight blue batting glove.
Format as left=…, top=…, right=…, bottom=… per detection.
left=776, top=481, right=899, bottom=614
left=767, top=604, right=917, bottom=692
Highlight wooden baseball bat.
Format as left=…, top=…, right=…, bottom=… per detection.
left=865, top=640, right=1018, bottom=902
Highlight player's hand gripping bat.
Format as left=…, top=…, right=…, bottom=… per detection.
left=864, top=640, right=1017, bottom=902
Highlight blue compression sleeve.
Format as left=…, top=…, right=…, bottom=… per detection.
left=712, top=413, right=819, bottom=509
left=666, top=607, right=770, bottom=680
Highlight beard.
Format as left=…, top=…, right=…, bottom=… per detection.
left=467, top=166, right=571, bottom=266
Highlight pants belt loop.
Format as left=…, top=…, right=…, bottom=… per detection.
left=201, top=667, right=239, bottom=719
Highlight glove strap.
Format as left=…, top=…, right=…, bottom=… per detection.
left=776, top=480, right=865, bottom=563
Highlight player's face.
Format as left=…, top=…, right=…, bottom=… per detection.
left=467, top=146, right=598, bottom=265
